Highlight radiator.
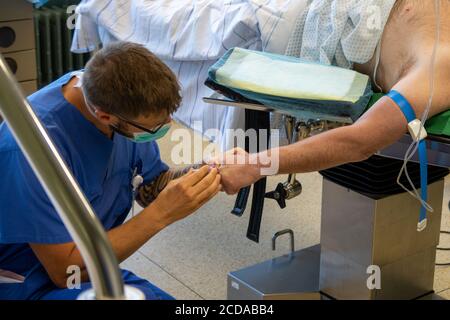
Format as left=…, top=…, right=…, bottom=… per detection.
left=33, top=1, right=90, bottom=88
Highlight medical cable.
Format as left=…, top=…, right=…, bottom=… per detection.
left=373, top=40, right=383, bottom=92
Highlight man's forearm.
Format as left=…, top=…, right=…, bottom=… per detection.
left=63, top=202, right=170, bottom=284
left=104, top=202, right=170, bottom=261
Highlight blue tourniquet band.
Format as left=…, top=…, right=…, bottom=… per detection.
left=387, top=90, right=428, bottom=226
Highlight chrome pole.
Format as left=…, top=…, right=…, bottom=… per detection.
left=0, top=55, right=125, bottom=299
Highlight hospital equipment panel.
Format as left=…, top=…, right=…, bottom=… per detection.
left=0, top=0, right=33, bottom=21
left=0, top=1, right=37, bottom=97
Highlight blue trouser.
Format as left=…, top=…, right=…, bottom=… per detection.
left=40, top=270, right=174, bottom=300
left=0, top=269, right=174, bottom=300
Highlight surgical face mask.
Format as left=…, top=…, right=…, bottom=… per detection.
left=128, top=123, right=171, bottom=143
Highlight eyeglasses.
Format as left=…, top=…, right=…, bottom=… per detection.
left=85, top=99, right=169, bottom=134
left=114, top=113, right=169, bottom=134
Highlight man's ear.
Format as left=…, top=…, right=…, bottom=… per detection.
left=95, top=109, right=117, bottom=126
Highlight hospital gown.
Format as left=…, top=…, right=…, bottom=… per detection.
left=286, top=0, right=396, bottom=68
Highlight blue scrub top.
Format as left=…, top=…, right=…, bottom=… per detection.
left=0, top=72, right=169, bottom=299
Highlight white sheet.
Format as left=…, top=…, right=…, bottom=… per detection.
left=72, top=0, right=306, bottom=149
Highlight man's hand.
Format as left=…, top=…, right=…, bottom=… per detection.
left=150, top=166, right=221, bottom=224
left=136, top=164, right=203, bottom=208
left=208, top=148, right=262, bottom=195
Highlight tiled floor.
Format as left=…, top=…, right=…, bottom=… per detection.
left=121, top=122, right=450, bottom=300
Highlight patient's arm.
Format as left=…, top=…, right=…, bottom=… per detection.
left=218, top=60, right=450, bottom=194
left=217, top=98, right=408, bottom=194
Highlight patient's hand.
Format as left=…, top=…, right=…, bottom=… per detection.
left=208, top=148, right=262, bottom=195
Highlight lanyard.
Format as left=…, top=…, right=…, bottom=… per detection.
left=387, top=90, right=428, bottom=232
left=131, top=167, right=144, bottom=217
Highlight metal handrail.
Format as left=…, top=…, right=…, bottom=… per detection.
left=0, top=55, right=125, bottom=299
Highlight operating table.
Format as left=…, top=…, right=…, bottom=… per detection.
left=203, top=91, right=450, bottom=300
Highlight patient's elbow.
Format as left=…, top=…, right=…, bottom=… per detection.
left=353, top=146, right=376, bottom=163
left=342, top=124, right=382, bottom=163
left=347, top=136, right=379, bottom=163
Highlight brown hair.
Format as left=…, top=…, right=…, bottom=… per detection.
left=82, top=41, right=181, bottom=119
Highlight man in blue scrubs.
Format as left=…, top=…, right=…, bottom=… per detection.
left=0, top=42, right=221, bottom=300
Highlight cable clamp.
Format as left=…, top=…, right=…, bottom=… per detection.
left=408, top=119, right=428, bottom=142
left=417, top=219, right=428, bottom=232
